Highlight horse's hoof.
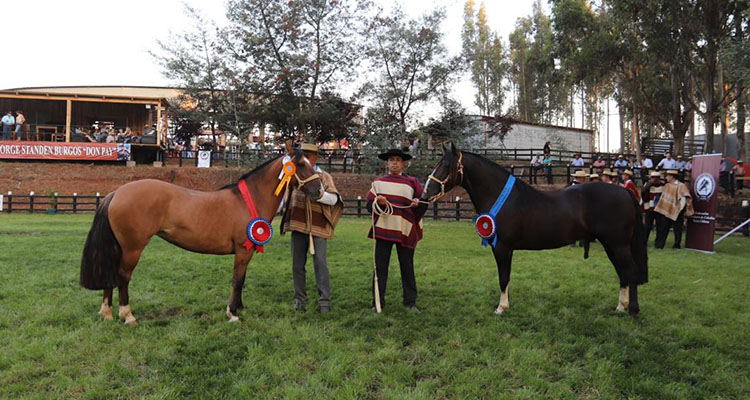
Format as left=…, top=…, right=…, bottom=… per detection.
left=228, top=316, right=240, bottom=323
left=628, top=307, right=640, bottom=317
left=494, top=307, right=505, bottom=315
left=124, top=317, right=137, bottom=325
left=615, top=304, right=626, bottom=312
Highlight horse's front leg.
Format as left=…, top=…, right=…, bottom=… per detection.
left=492, top=244, right=513, bottom=315
left=226, top=250, right=253, bottom=323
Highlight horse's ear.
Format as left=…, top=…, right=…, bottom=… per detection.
left=450, top=141, right=459, bottom=156
left=441, top=142, right=448, bottom=155
left=285, top=140, right=294, bottom=157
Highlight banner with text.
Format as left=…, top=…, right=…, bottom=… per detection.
left=685, top=153, right=722, bottom=253
left=0, top=141, right=130, bottom=161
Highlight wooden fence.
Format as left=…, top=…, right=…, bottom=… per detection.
left=3, top=193, right=748, bottom=236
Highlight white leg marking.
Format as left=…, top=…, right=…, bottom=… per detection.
left=119, top=304, right=137, bottom=325
left=226, top=306, right=240, bottom=323
left=99, top=301, right=113, bottom=320
left=494, top=288, right=510, bottom=315
left=616, top=286, right=629, bottom=312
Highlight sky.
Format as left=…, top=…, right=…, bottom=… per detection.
left=1, top=0, right=622, bottom=151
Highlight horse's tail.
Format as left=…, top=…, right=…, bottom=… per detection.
left=628, top=190, right=648, bottom=285
left=80, top=193, right=122, bottom=290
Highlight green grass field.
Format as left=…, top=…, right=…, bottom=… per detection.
left=0, top=214, right=748, bottom=399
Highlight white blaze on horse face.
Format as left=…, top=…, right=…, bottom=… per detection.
left=423, top=166, right=438, bottom=198
left=616, top=286, right=629, bottom=312
left=99, top=301, right=113, bottom=320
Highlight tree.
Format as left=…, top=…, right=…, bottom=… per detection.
left=363, top=6, right=462, bottom=142
left=152, top=5, right=230, bottom=150
left=508, top=0, right=569, bottom=124
left=462, top=1, right=509, bottom=116
left=221, top=0, right=370, bottom=143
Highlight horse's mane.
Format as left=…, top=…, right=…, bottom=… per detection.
left=461, top=151, right=540, bottom=197
left=220, top=155, right=283, bottom=191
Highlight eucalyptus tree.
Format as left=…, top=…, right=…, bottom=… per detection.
left=462, top=0, right=509, bottom=117
left=508, top=0, right=568, bottom=125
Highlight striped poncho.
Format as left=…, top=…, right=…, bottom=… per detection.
left=366, top=174, right=426, bottom=249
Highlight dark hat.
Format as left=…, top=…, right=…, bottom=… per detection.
left=378, top=148, right=412, bottom=161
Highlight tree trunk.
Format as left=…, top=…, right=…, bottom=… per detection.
left=705, top=62, right=716, bottom=154
left=739, top=82, right=747, bottom=161
left=671, top=65, right=684, bottom=156
left=719, top=64, right=728, bottom=155
left=259, top=123, right=266, bottom=150
left=618, top=99, right=625, bottom=153
left=632, top=102, right=641, bottom=161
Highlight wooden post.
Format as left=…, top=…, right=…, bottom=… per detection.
left=65, top=99, right=72, bottom=142
left=156, top=100, right=162, bottom=147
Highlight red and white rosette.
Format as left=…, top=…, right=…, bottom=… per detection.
left=246, top=217, right=273, bottom=253
left=475, top=213, right=496, bottom=240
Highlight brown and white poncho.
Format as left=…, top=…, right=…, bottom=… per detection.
left=281, top=170, right=344, bottom=240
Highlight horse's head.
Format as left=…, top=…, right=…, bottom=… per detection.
left=422, top=141, right=464, bottom=202
left=286, top=141, right=325, bottom=199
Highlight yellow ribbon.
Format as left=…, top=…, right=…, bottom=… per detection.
left=275, top=161, right=296, bottom=196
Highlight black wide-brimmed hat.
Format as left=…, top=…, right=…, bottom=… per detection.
left=378, top=148, right=412, bottom=161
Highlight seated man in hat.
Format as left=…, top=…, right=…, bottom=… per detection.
left=280, top=143, right=344, bottom=313
left=654, top=170, right=694, bottom=249
left=366, top=148, right=427, bottom=312
left=601, top=170, right=613, bottom=184
left=641, top=171, right=664, bottom=243
left=589, top=173, right=600, bottom=182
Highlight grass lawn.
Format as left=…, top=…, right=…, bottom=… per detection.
left=0, top=214, right=748, bottom=399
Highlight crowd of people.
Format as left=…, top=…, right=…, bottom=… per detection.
left=568, top=162, right=694, bottom=249
left=74, top=124, right=156, bottom=144
left=529, top=150, right=697, bottom=186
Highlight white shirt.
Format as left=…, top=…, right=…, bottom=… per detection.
left=571, top=158, right=584, bottom=167
left=657, top=158, right=677, bottom=169
left=643, top=158, right=653, bottom=168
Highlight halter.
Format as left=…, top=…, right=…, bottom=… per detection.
left=425, top=151, right=464, bottom=203
left=294, top=172, right=321, bottom=190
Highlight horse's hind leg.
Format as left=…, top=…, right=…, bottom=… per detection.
left=99, top=289, right=114, bottom=320
left=117, top=249, right=142, bottom=325
left=492, top=244, right=513, bottom=315
left=227, top=251, right=252, bottom=323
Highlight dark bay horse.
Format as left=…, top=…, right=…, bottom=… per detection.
left=80, top=143, right=324, bottom=324
left=422, top=143, right=648, bottom=316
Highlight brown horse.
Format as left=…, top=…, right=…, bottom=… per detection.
left=80, top=143, right=324, bottom=324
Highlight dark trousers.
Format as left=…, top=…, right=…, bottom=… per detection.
left=654, top=209, right=685, bottom=249
left=291, top=231, right=330, bottom=307
left=644, top=210, right=657, bottom=243
left=373, top=239, right=417, bottom=308
left=531, top=166, right=542, bottom=184
left=545, top=166, right=553, bottom=184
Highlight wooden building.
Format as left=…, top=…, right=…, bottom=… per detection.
left=0, top=86, right=174, bottom=151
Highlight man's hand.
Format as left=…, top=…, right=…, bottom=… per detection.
left=376, top=195, right=387, bottom=206
left=410, top=198, right=420, bottom=208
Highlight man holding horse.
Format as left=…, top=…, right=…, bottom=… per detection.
left=367, top=148, right=427, bottom=312
left=280, top=143, right=344, bottom=313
